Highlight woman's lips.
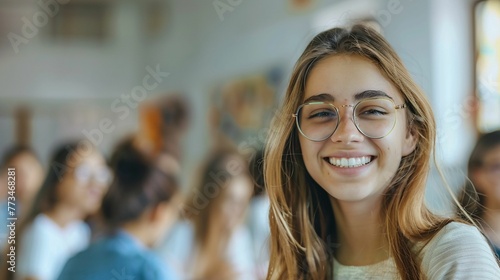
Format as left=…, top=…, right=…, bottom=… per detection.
left=325, top=156, right=374, bottom=168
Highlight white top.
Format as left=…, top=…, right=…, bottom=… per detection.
left=333, top=257, right=397, bottom=279
left=247, top=196, right=271, bottom=279
left=16, top=214, right=90, bottom=280
left=159, top=221, right=257, bottom=280
left=333, top=222, right=500, bottom=279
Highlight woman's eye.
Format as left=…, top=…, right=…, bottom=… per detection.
left=359, top=108, right=387, bottom=116
left=309, top=110, right=337, bottom=119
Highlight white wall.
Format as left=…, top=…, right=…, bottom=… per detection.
left=0, top=0, right=200, bottom=163
left=176, top=0, right=335, bottom=176
left=0, top=0, right=479, bottom=207
left=431, top=0, right=476, bottom=165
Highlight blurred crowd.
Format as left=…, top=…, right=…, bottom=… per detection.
left=0, top=117, right=270, bottom=280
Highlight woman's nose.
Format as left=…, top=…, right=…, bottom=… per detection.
left=330, top=108, right=363, bottom=144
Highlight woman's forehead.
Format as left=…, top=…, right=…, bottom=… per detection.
left=66, top=149, right=104, bottom=169
left=483, top=145, right=500, bottom=163
left=303, top=55, right=403, bottom=103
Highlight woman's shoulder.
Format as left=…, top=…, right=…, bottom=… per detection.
left=427, top=221, right=483, bottom=244
left=25, top=214, right=89, bottom=235
left=138, top=250, right=180, bottom=279
left=59, top=235, right=179, bottom=280
left=420, top=221, right=500, bottom=279
left=21, top=213, right=57, bottom=241
left=159, top=220, right=194, bottom=252
left=421, top=222, right=490, bottom=257
left=155, top=220, right=194, bottom=267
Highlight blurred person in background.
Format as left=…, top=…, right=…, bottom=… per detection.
left=161, top=149, right=256, bottom=280
left=6, top=140, right=111, bottom=280
left=0, top=145, right=44, bottom=213
left=57, top=136, right=181, bottom=280
left=0, top=146, right=44, bottom=251
left=139, top=94, right=191, bottom=164
left=458, top=130, right=500, bottom=257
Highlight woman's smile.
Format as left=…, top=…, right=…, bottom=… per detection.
left=325, top=155, right=373, bottom=168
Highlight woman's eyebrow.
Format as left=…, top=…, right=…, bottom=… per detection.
left=303, top=93, right=334, bottom=103
left=303, top=90, right=392, bottom=103
left=354, top=90, right=393, bottom=100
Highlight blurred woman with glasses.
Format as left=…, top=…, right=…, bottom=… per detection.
left=264, top=24, right=500, bottom=279
left=459, top=130, right=500, bottom=258
left=57, top=136, right=181, bottom=280
left=9, top=140, right=110, bottom=280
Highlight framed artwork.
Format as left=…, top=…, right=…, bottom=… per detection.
left=209, top=66, right=283, bottom=149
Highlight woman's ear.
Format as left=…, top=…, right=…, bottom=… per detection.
left=148, top=199, right=180, bottom=224
left=402, top=125, right=417, bottom=156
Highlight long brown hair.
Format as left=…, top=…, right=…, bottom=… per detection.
left=184, top=149, right=252, bottom=279
left=264, top=25, right=457, bottom=280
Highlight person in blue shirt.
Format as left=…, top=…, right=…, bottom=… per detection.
left=58, top=136, right=181, bottom=280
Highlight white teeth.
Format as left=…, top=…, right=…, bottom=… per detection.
left=328, top=156, right=372, bottom=168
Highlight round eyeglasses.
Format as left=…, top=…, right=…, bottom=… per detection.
left=74, top=165, right=112, bottom=184
left=293, top=98, right=407, bottom=141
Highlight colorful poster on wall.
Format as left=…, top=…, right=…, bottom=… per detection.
left=209, top=67, right=283, bottom=150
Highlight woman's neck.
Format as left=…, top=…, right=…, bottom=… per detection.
left=122, top=222, right=152, bottom=248
left=200, top=219, right=231, bottom=254
left=330, top=196, right=389, bottom=266
left=192, top=219, right=231, bottom=273
left=45, top=204, right=84, bottom=228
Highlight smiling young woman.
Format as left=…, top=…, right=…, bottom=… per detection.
left=264, top=25, right=500, bottom=279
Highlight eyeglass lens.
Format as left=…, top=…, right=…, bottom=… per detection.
left=74, top=165, right=112, bottom=184
left=297, top=98, right=398, bottom=141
